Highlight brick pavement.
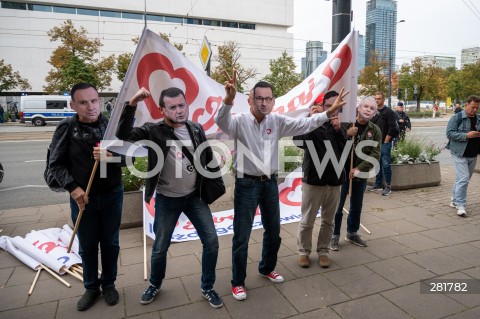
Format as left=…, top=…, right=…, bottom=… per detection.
left=0, top=165, right=479, bottom=319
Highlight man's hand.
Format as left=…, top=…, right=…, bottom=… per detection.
left=309, top=104, right=322, bottom=116
left=346, top=126, right=358, bottom=137
left=331, top=116, right=341, bottom=131
left=349, top=167, right=359, bottom=179
left=129, top=87, right=151, bottom=106
left=466, top=131, right=480, bottom=139
left=223, top=69, right=237, bottom=105
left=326, top=87, right=349, bottom=118
left=93, top=146, right=111, bottom=161
left=71, top=187, right=88, bottom=211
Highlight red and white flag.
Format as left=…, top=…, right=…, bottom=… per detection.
left=102, top=28, right=358, bottom=154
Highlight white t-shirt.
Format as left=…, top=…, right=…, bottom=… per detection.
left=156, top=125, right=197, bottom=197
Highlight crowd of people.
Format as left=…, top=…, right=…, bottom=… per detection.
left=45, top=76, right=479, bottom=311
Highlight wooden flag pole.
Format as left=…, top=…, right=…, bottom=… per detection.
left=342, top=207, right=372, bottom=234
left=143, top=221, right=148, bottom=281
left=41, top=264, right=71, bottom=287
left=67, top=160, right=99, bottom=253
left=28, top=268, right=42, bottom=296
left=63, top=267, right=83, bottom=281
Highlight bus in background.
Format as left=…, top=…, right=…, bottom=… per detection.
left=20, top=95, right=75, bottom=126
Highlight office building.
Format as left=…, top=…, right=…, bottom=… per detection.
left=365, top=0, right=397, bottom=73
left=461, top=47, right=480, bottom=68
left=358, top=34, right=365, bottom=75
left=417, top=55, right=456, bottom=69
left=0, top=0, right=294, bottom=94
left=302, top=40, right=328, bottom=78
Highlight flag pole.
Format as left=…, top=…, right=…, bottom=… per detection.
left=67, top=160, right=99, bottom=253
left=28, top=268, right=42, bottom=295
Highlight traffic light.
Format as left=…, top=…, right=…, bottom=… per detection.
left=397, top=88, right=402, bottom=100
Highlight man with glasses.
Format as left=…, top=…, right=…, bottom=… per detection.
left=215, top=71, right=348, bottom=301
left=117, top=87, right=223, bottom=308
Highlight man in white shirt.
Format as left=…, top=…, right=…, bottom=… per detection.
left=215, top=71, right=348, bottom=301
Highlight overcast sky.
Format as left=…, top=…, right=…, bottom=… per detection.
left=289, top=0, right=480, bottom=70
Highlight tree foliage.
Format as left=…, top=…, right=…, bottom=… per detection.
left=358, top=51, right=389, bottom=96
left=210, top=41, right=256, bottom=93
left=45, top=20, right=115, bottom=93
left=263, top=51, right=302, bottom=97
left=116, top=32, right=183, bottom=82
left=0, top=59, right=31, bottom=92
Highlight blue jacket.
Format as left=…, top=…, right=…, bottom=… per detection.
left=446, top=110, right=480, bottom=157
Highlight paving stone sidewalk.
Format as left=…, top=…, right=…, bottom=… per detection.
left=0, top=166, right=479, bottom=319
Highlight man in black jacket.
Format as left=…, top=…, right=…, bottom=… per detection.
left=395, top=102, right=411, bottom=141
left=49, top=83, right=123, bottom=311
left=369, top=91, right=398, bottom=196
left=116, top=87, right=223, bottom=309
left=293, top=91, right=347, bottom=268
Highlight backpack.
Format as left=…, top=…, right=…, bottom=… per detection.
left=44, top=117, right=75, bottom=192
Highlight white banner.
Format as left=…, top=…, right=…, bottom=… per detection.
left=103, top=29, right=358, bottom=155
left=144, top=170, right=320, bottom=242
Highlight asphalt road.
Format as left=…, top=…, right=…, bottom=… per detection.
left=0, top=123, right=451, bottom=210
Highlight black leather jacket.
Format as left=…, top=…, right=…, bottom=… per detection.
left=116, top=105, right=218, bottom=203
left=49, top=115, right=122, bottom=194
left=293, top=122, right=347, bottom=186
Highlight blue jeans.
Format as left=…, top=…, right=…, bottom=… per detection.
left=375, top=142, right=392, bottom=186
left=231, top=176, right=281, bottom=287
left=70, top=184, right=123, bottom=291
left=333, top=178, right=367, bottom=236
left=451, top=154, right=477, bottom=207
left=150, top=191, right=219, bottom=291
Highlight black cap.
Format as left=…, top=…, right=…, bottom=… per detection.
left=397, top=101, right=404, bottom=106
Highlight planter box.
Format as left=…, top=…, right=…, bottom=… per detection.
left=368, top=161, right=441, bottom=190
left=121, top=190, right=143, bottom=229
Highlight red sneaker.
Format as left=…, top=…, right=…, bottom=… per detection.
left=260, top=271, right=284, bottom=283
left=232, top=286, right=246, bottom=300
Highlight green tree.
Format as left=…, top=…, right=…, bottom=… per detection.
left=458, top=61, right=480, bottom=99
left=358, top=51, right=389, bottom=96
left=45, top=20, right=115, bottom=93
left=210, top=41, right=256, bottom=93
left=116, top=32, right=184, bottom=82
left=0, top=59, right=31, bottom=92
left=263, top=51, right=302, bottom=97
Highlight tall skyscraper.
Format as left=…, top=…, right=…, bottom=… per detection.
left=303, top=41, right=328, bottom=78
left=358, top=34, right=365, bottom=75
left=365, top=0, right=398, bottom=73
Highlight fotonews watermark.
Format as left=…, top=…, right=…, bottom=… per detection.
left=98, top=139, right=380, bottom=180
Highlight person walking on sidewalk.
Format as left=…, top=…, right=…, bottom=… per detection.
left=293, top=90, right=347, bottom=269
left=215, top=70, right=348, bottom=301
left=446, top=95, right=480, bottom=217
left=48, top=83, right=124, bottom=311
left=368, top=91, right=398, bottom=196
left=116, top=87, right=224, bottom=308
left=330, top=97, right=381, bottom=250
left=395, top=102, right=411, bottom=141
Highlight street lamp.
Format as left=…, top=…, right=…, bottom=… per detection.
left=387, top=19, right=405, bottom=108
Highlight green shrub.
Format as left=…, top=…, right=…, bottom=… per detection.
left=391, top=134, right=441, bottom=164
left=122, top=157, right=148, bottom=192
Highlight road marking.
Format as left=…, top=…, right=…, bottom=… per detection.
left=24, top=160, right=46, bottom=163
left=0, top=185, right=48, bottom=192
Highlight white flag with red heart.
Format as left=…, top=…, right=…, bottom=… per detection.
left=102, top=28, right=358, bottom=154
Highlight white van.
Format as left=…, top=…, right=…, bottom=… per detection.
left=20, top=95, right=75, bottom=126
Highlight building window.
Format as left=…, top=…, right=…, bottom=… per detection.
left=222, top=21, right=238, bottom=28
left=239, top=23, right=255, bottom=30
left=147, top=14, right=164, bottom=22
left=122, top=12, right=143, bottom=20
left=1, top=2, right=27, bottom=10
left=185, top=18, right=201, bottom=25
left=202, top=19, right=220, bottom=26
left=100, top=10, right=121, bottom=18
left=52, top=6, right=76, bottom=14
left=77, top=8, right=98, bottom=16
left=27, top=4, right=52, bottom=12
left=164, top=16, right=183, bottom=23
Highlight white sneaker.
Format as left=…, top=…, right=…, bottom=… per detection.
left=457, top=206, right=466, bottom=217
left=449, top=201, right=457, bottom=208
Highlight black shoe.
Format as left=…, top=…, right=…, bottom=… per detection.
left=77, top=289, right=101, bottom=311
left=382, top=185, right=391, bottom=196
left=345, top=234, right=367, bottom=247
left=103, top=287, right=119, bottom=306
left=201, top=289, right=224, bottom=308
left=367, top=185, right=383, bottom=192
left=140, top=284, right=160, bottom=305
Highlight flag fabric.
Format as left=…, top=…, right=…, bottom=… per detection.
left=143, top=170, right=321, bottom=242
left=102, top=29, right=358, bottom=155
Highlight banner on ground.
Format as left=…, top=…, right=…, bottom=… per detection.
left=143, top=170, right=321, bottom=242
left=103, top=29, right=358, bottom=155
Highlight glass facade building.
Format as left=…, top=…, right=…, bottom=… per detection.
left=302, top=41, right=328, bottom=78
left=365, top=0, right=397, bottom=73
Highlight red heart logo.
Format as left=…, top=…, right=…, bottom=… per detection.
left=145, top=195, right=155, bottom=218
left=279, top=177, right=302, bottom=206
left=322, top=44, right=352, bottom=90
left=137, top=53, right=200, bottom=119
